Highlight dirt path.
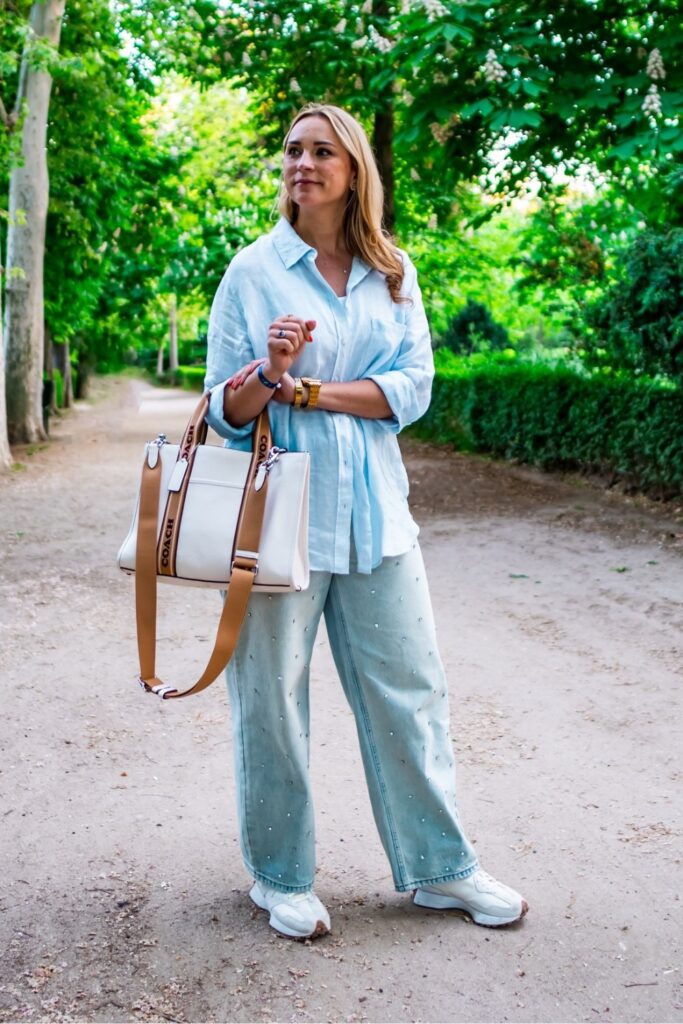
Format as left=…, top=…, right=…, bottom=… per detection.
left=1, top=376, right=681, bottom=1024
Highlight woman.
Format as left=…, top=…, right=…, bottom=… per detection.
left=204, top=103, right=528, bottom=939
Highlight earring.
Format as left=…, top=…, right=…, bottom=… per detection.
left=350, top=181, right=357, bottom=192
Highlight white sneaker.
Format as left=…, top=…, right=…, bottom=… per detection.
left=249, top=881, right=331, bottom=939
left=414, top=869, right=528, bottom=927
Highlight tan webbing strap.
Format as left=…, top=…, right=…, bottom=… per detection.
left=135, top=400, right=273, bottom=700
left=157, top=393, right=211, bottom=577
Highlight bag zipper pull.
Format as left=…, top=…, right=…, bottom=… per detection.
left=254, top=446, right=286, bottom=492
left=146, top=433, right=167, bottom=469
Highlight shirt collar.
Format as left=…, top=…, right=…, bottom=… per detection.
left=271, top=217, right=315, bottom=269
left=271, top=215, right=374, bottom=289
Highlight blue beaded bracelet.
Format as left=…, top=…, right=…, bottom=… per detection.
left=257, top=364, right=281, bottom=390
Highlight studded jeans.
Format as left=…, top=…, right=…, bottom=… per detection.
left=225, top=542, right=479, bottom=893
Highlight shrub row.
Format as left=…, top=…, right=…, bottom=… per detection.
left=176, top=366, right=206, bottom=390
left=414, top=358, right=683, bottom=497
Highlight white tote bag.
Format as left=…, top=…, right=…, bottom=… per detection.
left=117, top=393, right=310, bottom=699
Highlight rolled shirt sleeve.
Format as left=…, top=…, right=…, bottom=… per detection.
left=204, top=266, right=256, bottom=443
left=366, top=255, right=434, bottom=433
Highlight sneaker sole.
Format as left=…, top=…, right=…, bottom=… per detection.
left=249, top=885, right=330, bottom=940
left=413, top=888, right=529, bottom=928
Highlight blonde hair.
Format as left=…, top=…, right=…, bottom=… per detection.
left=278, top=103, right=405, bottom=303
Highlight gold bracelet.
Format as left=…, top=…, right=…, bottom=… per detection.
left=292, top=377, right=304, bottom=408
left=301, top=377, right=322, bottom=409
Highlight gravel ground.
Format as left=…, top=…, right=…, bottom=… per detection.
left=0, top=376, right=681, bottom=1024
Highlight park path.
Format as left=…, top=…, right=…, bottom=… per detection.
left=0, top=376, right=681, bottom=1024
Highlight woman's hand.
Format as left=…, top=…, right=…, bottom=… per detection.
left=266, top=314, right=316, bottom=378
left=227, top=358, right=265, bottom=390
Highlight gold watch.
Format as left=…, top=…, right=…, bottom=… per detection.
left=301, top=377, right=322, bottom=409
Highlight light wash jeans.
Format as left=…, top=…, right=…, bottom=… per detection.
left=225, top=542, right=478, bottom=893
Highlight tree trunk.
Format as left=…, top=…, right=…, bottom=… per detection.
left=0, top=250, right=12, bottom=470
left=156, top=342, right=165, bottom=376
left=373, top=104, right=395, bottom=234
left=372, top=0, right=395, bottom=234
left=44, top=323, right=57, bottom=413
left=53, top=340, right=73, bottom=408
left=168, top=294, right=178, bottom=373
left=4, top=0, right=66, bottom=444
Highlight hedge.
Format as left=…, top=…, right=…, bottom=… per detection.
left=177, top=366, right=206, bottom=391
left=175, top=359, right=683, bottom=496
left=413, top=360, right=683, bottom=497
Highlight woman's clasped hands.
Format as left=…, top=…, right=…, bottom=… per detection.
left=227, top=313, right=316, bottom=405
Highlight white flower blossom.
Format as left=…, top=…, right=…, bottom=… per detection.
left=430, top=121, right=448, bottom=144
left=434, top=71, right=448, bottom=85
left=402, top=91, right=414, bottom=106
left=354, top=76, right=364, bottom=90
left=642, top=83, right=662, bottom=116
left=361, top=0, right=373, bottom=12
left=483, top=49, right=506, bottom=83
left=352, top=35, right=368, bottom=50
left=428, top=213, right=438, bottom=230
left=333, top=18, right=347, bottom=33
left=273, top=13, right=282, bottom=28
left=410, top=168, right=421, bottom=181
left=368, top=24, right=393, bottom=53
left=242, top=50, right=252, bottom=67
left=290, top=78, right=302, bottom=93
left=430, top=112, right=460, bottom=144
left=423, top=0, right=448, bottom=19
left=646, top=48, right=666, bottom=80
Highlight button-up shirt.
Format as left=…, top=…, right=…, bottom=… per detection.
left=205, top=217, right=434, bottom=574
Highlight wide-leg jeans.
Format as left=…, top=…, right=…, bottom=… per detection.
left=225, top=542, right=479, bottom=893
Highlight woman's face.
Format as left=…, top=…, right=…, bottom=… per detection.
left=283, top=115, right=355, bottom=214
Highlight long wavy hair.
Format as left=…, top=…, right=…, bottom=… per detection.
left=278, top=103, right=405, bottom=303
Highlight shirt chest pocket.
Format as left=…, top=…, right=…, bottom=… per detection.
left=367, top=317, right=407, bottom=368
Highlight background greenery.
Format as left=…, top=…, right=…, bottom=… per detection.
left=1, top=0, right=681, bottom=491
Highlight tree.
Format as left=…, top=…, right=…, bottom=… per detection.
left=584, top=226, right=683, bottom=381
left=3, top=0, right=66, bottom=444
left=0, top=213, right=10, bottom=468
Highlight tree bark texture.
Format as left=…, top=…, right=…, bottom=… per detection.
left=53, top=340, right=73, bottom=408
left=0, top=258, right=12, bottom=470
left=169, top=294, right=179, bottom=372
left=373, top=105, right=395, bottom=234
left=5, top=0, right=66, bottom=444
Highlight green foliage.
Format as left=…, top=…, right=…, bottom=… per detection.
left=583, top=228, right=683, bottom=382
left=177, top=365, right=207, bottom=391
left=440, top=299, right=510, bottom=355
left=414, top=358, right=683, bottom=497
left=53, top=368, right=64, bottom=409
left=392, top=0, right=681, bottom=200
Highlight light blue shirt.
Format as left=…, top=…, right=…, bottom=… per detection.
left=204, top=217, right=434, bottom=574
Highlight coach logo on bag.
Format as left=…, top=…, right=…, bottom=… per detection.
left=181, top=426, right=195, bottom=461
left=160, top=518, right=175, bottom=569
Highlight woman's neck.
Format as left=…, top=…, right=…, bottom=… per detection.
left=293, top=210, right=349, bottom=258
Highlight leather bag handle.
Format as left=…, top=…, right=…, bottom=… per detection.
left=135, top=394, right=273, bottom=700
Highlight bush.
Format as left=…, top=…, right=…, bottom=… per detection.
left=414, top=358, right=683, bottom=497
left=440, top=299, right=510, bottom=356
left=584, top=228, right=683, bottom=383
left=177, top=365, right=206, bottom=391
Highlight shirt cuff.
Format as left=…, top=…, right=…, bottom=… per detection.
left=367, top=371, right=414, bottom=433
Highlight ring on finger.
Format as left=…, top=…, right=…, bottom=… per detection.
left=277, top=328, right=286, bottom=339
